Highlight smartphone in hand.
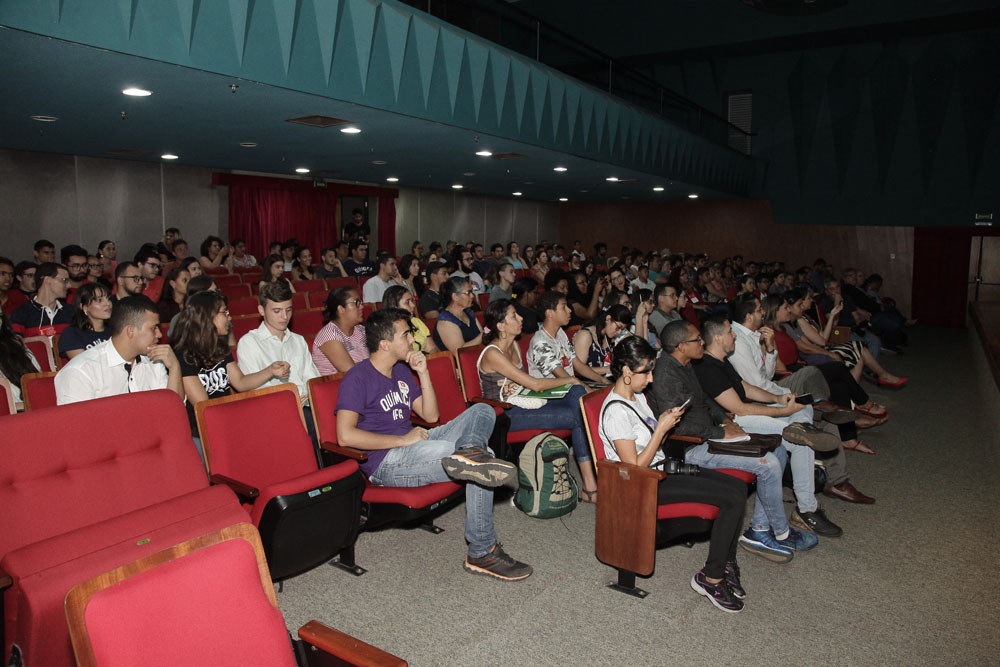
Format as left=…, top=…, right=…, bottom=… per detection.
left=794, top=393, right=813, bottom=405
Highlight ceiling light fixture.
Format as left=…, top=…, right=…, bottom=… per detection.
left=295, top=167, right=310, bottom=173
left=559, top=197, right=568, bottom=202
left=475, top=150, right=492, bottom=157
left=688, top=193, right=699, bottom=199
left=605, top=177, right=619, bottom=182
left=30, top=115, right=58, bottom=122
left=653, top=186, right=665, bottom=192
left=512, top=192, right=522, bottom=196
left=553, top=166, right=567, bottom=172
left=452, top=184, right=464, bottom=190
left=122, top=87, right=152, bottom=97
left=386, top=177, right=399, bottom=182
left=340, top=127, right=361, bottom=134
left=161, top=154, right=178, bottom=160
left=239, top=142, right=258, bottom=148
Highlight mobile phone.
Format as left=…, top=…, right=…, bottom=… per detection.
left=794, top=393, right=813, bottom=405
left=674, top=397, right=691, bottom=411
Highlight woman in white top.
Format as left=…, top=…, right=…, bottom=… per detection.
left=599, top=336, right=747, bottom=614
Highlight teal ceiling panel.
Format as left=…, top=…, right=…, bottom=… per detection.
left=242, top=0, right=290, bottom=81
left=508, top=57, right=531, bottom=134
left=345, top=0, right=375, bottom=93
left=452, top=44, right=479, bottom=126
left=437, top=26, right=465, bottom=114
left=529, top=69, right=547, bottom=139
left=175, top=0, right=196, bottom=52
left=537, top=85, right=555, bottom=146
left=498, top=63, right=522, bottom=137
left=329, top=0, right=365, bottom=98
left=311, top=0, right=339, bottom=83
left=227, top=0, right=251, bottom=65
left=519, top=76, right=538, bottom=142
left=272, top=0, right=298, bottom=75
left=426, top=30, right=455, bottom=116
left=285, top=0, right=329, bottom=88
left=477, top=54, right=500, bottom=131
left=463, top=33, right=488, bottom=120
left=366, top=5, right=401, bottom=107
left=547, top=77, right=565, bottom=142
left=408, top=13, right=438, bottom=107
left=372, top=3, right=407, bottom=99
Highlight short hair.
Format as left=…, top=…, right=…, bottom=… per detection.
left=165, top=227, right=181, bottom=235
left=441, top=276, right=469, bottom=305
left=98, top=240, right=114, bottom=253
left=595, top=242, right=607, bottom=253
left=348, top=239, right=367, bottom=253
left=109, top=295, right=157, bottom=336
left=472, top=243, right=483, bottom=252
left=60, top=244, right=88, bottom=264
left=732, top=293, right=758, bottom=326
left=610, top=336, right=655, bottom=380
left=425, top=261, right=447, bottom=276
left=259, top=280, right=293, bottom=306
left=171, top=238, right=188, bottom=251
left=660, top=319, right=697, bottom=351
left=378, top=253, right=394, bottom=267
left=15, top=261, right=37, bottom=278
left=115, top=262, right=138, bottom=281
left=133, top=247, right=159, bottom=266
left=320, top=246, right=335, bottom=257
left=652, top=282, right=674, bottom=301
left=490, top=243, right=503, bottom=252
left=34, top=239, right=54, bottom=252
left=35, top=262, right=65, bottom=285
left=0, top=256, right=13, bottom=270
left=335, top=240, right=348, bottom=250
left=323, top=285, right=360, bottom=323
left=701, top=315, right=731, bottom=346
left=536, top=290, right=565, bottom=320
left=232, top=238, right=245, bottom=247
left=429, top=241, right=442, bottom=253
left=365, top=308, right=410, bottom=353
left=352, top=207, right=364, bottom=216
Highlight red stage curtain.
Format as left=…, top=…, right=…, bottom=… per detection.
left=213, top=174, right=398, bottom=260
left=378, top=194, right=397, bottom=257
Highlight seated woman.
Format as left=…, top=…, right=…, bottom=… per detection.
left=511, top=276, right=541, bottom=335
left=259, top=254, right=296, bottom=293
left=172, top=291, right=289, bottom=460
left=432, top=276, right=483, bottom=351
left=0, top=308, right=40, bottom=407
left=382, top=285, right=438, bottom=354
left=567, top=270, right=606, bottom=325
left=478, top=300, right=596, bottom=501
left=530, top=249, right=550, bottom=284
left=97, top=240, right=118, bottom=278
left=157, top=267, right=190, bottom=323
left=505, top=241, right=524, bottom=270
left=312, top=286, right=368, bottom=375
left=599, top=336, right=747, bottom=613
left=179, top=256, right=203, bottom=279
left=398, top=254, right=421, bottom=296
left=199, top=236, right=233, bottom=271
left=59, top=283, right=112, bottom=361
left=571, top=305, right=632, bottom=379
left=86, top=255, right=113, bottom=290
left=290, top=246, right=317, bottom=281
left=781, top=289, right=906, bottom=387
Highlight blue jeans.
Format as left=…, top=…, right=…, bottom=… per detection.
left=506, top=384, right=590, bottom=462
left=685, top=442, right=789, bottom=535
left=851, top=330, right=881, bottom=359
left=735, top=405, right=818, bottom=514
left=369, top=403, right=497, bottom=558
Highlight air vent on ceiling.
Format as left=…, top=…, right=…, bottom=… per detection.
left=490, top=152, right=527, bottom=160
left=108, top=148, right=152, bottom=157
left=286, top=115, right=352, bottom=128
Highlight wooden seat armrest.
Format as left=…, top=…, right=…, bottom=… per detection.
left=0, top=567, right=11, bottom=590
left=410, top=416, right=440, bottom=428
left=774, top=370, right=791, bottom=378
left=470, top=396, right=513, bottom=410
left=667, top=434, right=703, bottom=445
left=209, top=474, right=259, bottom=501
left=320, top=441, right=369, bottom=462
left=298, top=620, right=407, bottom=667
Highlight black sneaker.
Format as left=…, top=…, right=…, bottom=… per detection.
left=464, top=543, right=533, bottom=581
left=690, top=570, right=744, bottom=613
left=724, top=561, right=746, bottom=600
left=442, top=447, right=517, bottom=488
left=790, top=507, right=843, bottom=537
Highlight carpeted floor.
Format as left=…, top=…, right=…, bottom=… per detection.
left=278, top=326, right=1000, bottom=666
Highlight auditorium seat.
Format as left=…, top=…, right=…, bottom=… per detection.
left=21, top=336, right=55, bottom=373
left=0, top=376, right=16, bottom=415
left=19, top=371, right=57, bottom=411
left=228, top=296, right=260, bottom=317
left=295, top=279, right=325, bottom=293
left=213, top=274, right=243, bottom=288
left=292, top=308, right=325, bottom=337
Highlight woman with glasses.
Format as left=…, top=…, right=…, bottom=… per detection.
left=172, top=291, right=289, bottom=459
left=432, top=276, right=482, bottom=351
left=599, top=336, right=747, bottom=613
left=571, top=304, right=632, bottom=379
left=58, top=283, right=113, bottom=361
left=86, top=255, right=112, bottom=290
left=381, top=285, right=438, bottom=354
left=311, top=286, right=368, bottom=375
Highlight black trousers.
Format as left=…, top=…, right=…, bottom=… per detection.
left=656, top=468, right=747, bottom=579
left=815, top=361, right=869, bottom=407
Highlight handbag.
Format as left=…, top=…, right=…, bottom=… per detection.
left=707, top=433, right=781, bottom=457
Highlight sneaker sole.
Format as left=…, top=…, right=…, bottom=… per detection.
left=442, top=455, right=516, bottom=488
left=821, top=410, right=860, bottom=425
left=738, top=536, right=794, bottom=563
left=690, top=575, right=744, bottom=613
left=463, top=560, right=533, bottom=581
left=782, top=426, right=840, bottom=452
left=790, top=512, right=843, bottom=538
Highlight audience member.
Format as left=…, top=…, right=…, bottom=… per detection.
left=0, top=256, right=27, bottom=315
left=280, top=240, right=297, bottom=272
left=451, top=249, right=486, bottom=293
left=489, top=262, right=516, bottom=303
left=33, top=239, right=55, bottom=264
left=260, top=254, right=296, bottom=293
left=527, top=291, right=609, bottom=386
left=342, top=239, right=377, bottom=277
left=397, top=254, right=421, bottom=296
left=0, top=308, right=41, bottom=405
left=157, top=267, right=191, bottom=323
left=60, top=244, right=90, bottom=300
left=97, top=240, right=118, bottom=277
left=114, top=262, right=145, bottom=300
left=316, top=246, right=347, bottom=279
left=134, top=247, right=165, bottom=302
left=343, top=207, right=370, bottom=241
left=511, top=276, right=541, bottom=335
left=312, top=286, right=368, bottom=376
left=362, top=254, right=400, bottom=303
left=418, top=261, right=449, bottom=319
left=86, top=255, right=112, bottom=290
left=231, top=238, right=257, bottom=267
left=290, top=246, right=317, bottom=281
left=14, top=261, right=37, bottom=299
left=471, top=244, right=492, bottom=277
left=382, top=285, right=438, bottom=353
left=530, top=249, right=551, bottom=284
left=198, top=236, right=233, bottom=271
left=432, top=276, right=483, bottom=351
left=179, top=255, right=202, bottom=278
left=10, top=262, right=75, bottom=336
left=58, top=283, right=112, bottom=360
left=505, top=241, right=524, bottom=269
left=571, top=304, right=631, bottom=378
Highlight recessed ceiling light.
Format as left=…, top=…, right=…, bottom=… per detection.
left=340, top=127, right=361, bottom=134
left=372, top=160, right=387, bottom=165
left=512, top=192, right=522, bottom=196
left=239, top=142, right=258, bottom=148
left=475, top=150, right=492, bottom=157
left=161, top=154, right=178, bottom=160
left=122, top=87, right=152, bottom=97
left=463, top=172, right=475, bottom=177
left=688, top=193, right=699, bottom=199
left=30, top=115, right=58, bottom=122
left=553, top=166, right=568, bottom=172
left=452, top=184, right=464, bottom=189
left=559, top=197, right=568, bottom=202
left=295, top=167, right=310, bottom=173
left=653, top=186, right=664, bottom=192
left=605, top=177, right=619, bottom=182
left=386, top=177, right=399, bottom=182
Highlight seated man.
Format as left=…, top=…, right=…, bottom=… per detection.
left=10, top=261, right=75, bottom=336
left=528, top=291, right=610, bottom=386
left=55, top=295, right=182, bottom=404
left=646, top=319, right=806, bottom=563
left=336, top=308, right=531, bottom=581
left=820, top=279, right=882, bottom=358
left=342, top=239, right=377, bottom=278
left=361, top=254, right=400, bottom=303
left=647, top=283, right=683, bottom=347
left=316, top=246, right=347, bottom=279
left=237, top=281, right=321, bottom=443
left=417, top=261, right=450, bottom=319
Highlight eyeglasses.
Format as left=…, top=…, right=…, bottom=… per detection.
left=634, top=366, right=655, bottom=374
left=680, top=336, right=703, bottom=344
left=122, top=275, right=145, bottom=283
left=347, top=298, right=363, bottom=307
left=55, top=276, right=70, bottom=284
left=145, top=262, right=162, bottom=270
left=67, top=263, right=88, bottom=270
left=0, top=270, right=13, bottom=277
left=87, top=263, right=102, bottom=269
left=218, top=309, right=231, bottom=317
left=460, top=290, right=474, bottom=296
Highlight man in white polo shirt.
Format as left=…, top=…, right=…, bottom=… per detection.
left=55, top=295, right=183, bottom=404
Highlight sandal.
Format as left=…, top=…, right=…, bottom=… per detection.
left=843, top=440, right=875, bottom=455
left=854, top=401, right=887, bottom=418
left=579, top=488, right=598, bottom=504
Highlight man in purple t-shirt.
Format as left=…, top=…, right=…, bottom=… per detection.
left=336, top=308, right=532, bottom=581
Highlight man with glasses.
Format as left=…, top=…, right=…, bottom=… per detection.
left=0, top=256, right=27, bottom=315
left=115, top=262, right=146, bottom=301
left=450, top=249, right=485, bottom=294
left=10, top=262, right=75, bottom=336
left=61, top=244, right=90, bottom=303
left=134, top=248, right=165, bottom=303
left=648, top=283, right=683, bottom=348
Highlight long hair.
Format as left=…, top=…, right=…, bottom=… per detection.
left=159, top=267, right=188, bottom=305
left=482, top=299, right=512, bottom=346
left=0, top=310, right=37, bottom=388
left=261, top=254, right=284, bottom=283
left=323, top=286, right=359, bottom=324
left=69, top=283, right=110, bottom=331
left=760, top=293, right=785, bottom=329
left=381, top=285, right=410, bottom=311
left=398, top=254, right=418, bottom=280
left=172, top=291, right=230, bottom=369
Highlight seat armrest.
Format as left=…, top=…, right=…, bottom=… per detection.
left=209, top=473, right=260, bottom=502
left=0, top=566, right=11, bottom=590
left=298, top=620, right=407, bottom=667
left=321, top=441, right=369, bottom=462
left=667, top=434, right=703, bottom=445
left=410, top=416, right=440, bottom=428
left=471, top=396, right=513, bottom=410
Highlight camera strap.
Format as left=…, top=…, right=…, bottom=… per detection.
left=600, top=399, right=665, bottom=462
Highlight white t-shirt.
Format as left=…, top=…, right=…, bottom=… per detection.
left=598, top=389, right=664, bottom=466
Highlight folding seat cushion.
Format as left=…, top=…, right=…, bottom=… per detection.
left=19, top=371, right=57, bottom=411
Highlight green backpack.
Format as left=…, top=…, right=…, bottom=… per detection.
left=514, top=432, right=579, bottom=518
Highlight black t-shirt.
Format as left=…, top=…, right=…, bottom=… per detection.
left=514, top=301, right=539, bottom=335
left=58, top=326, right=111, bottom=359
left=342, top=259, right=377, bottom=277
left=418, top=289, right=444, bottom=317
left=692, top=353, right=747, bottom=406
left=177, top=351, right=234, bottom=436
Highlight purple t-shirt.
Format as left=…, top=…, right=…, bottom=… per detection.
left=336, top=359, right=422, bottom=477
